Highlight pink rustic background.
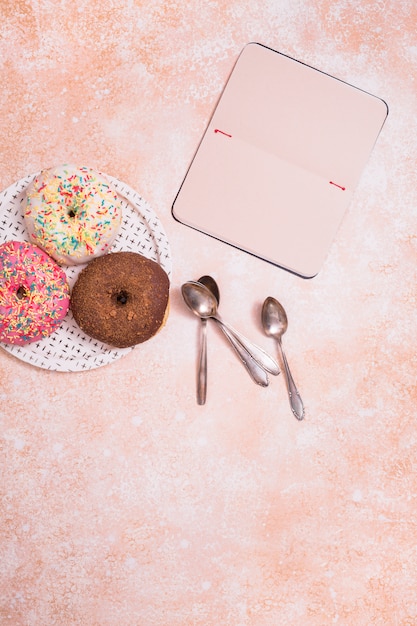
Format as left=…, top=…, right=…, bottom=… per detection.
left=1, top=1, right=416, bottom=624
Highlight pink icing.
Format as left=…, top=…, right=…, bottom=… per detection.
left=0, top=240, right=70, bottom=345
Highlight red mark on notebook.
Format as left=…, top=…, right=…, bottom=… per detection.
left=329, top=181, right=346, bottom=191
left=214, top=129, right=232, bottom=138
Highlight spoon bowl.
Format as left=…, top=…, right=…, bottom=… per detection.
left=262, top=296, right=288, bottom=338
left=198, top=275, right=220, bottom=305
left=181, top=281, right=217, bottom=319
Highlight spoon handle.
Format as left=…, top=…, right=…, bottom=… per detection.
left=216, top=317, right=280, bottom=376
left=276, top=339, right=304, bottom=420
left=214, top=321, right=269, bottom=387
left=197, top=319, right=208, bottom=405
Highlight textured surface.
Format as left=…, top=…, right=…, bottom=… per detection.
left=0, top=1, right=416, bottom=625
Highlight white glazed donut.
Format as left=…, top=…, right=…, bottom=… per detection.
left=24, top=164, right=123, bottom=265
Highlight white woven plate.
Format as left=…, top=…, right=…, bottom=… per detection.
left=0, top=172, right=172, bottom=371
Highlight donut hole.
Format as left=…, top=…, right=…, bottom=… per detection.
left=67, top=208, right=77, bottom=218
left=16, top=285, right=29, bottom=300
left=116, top=290, right=129, bottom=306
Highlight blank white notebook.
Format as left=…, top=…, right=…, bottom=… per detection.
left=172, top=42, right=388, bottom=277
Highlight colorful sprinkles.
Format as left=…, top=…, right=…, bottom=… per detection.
left=24, top=165, right=122, bottom=265
left=0, top=241, right=70, bottom=345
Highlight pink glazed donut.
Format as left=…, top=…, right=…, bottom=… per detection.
left=0, top=240, right=70, bottom=345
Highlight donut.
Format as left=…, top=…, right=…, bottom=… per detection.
left=70, top=251, right=170, bottom=348
left=0, top=240, right=70, bottom=345
left=24, top=164, right=122, bottom=265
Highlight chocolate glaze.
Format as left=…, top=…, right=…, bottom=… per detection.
left=71, top=251, right=169, bottom=348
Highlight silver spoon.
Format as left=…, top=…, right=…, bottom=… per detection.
left=182, top=280, right=268, bottom=386
left=195, top=275, right=220, bottom=405
left=187, top=280, right=279, bottom=376
left=182, top=281, right=279, bottom=386
left=261, top=296, right=304, bottom=420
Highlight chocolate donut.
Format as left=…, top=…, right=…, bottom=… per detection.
left=70, top=251, right=169, bottom=348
